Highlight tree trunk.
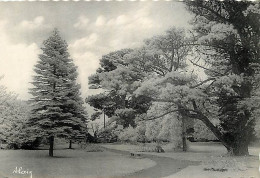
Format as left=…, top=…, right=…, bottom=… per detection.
left=228, top=143, right=249, bottom=156
left=69, top=140, right=72, bottom=149
left=182, top=117, right=187, bottom=152
left=234, top=145, right=249, bottom=156
left=103, top=111, right=105, bottom=128
left=226, top=131, right=250, bottom=156
left=198, top=113, right=250, bottom=156
left=94, top=132, right=97, bottom=143
left=49, top=136, right=54, bottom=157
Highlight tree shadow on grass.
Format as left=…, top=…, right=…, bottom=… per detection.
left=39, top=154, right=75, bottom=158
left=51, top=155, right=73, bottom=158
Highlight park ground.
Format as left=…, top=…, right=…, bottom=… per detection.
left=0, top=144, right=155, bottom=178
left=0, top=141, right=259, bottom=178
left=102, top=142, right=260, bottom=178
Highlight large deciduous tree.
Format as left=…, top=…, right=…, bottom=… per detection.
left=136, top=1, right=259, bottom=156
left=184, top=0, right=260, bottom=155
left=29, top=29, right=87, bottom=156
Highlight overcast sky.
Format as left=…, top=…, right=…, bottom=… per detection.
left=0, top=1, right=192, bottom=100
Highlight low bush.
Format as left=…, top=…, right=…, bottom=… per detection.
left=6, top=137, right=42, bottom=150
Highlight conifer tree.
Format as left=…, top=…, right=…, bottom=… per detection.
left=29, top=29, right=87, bottom=156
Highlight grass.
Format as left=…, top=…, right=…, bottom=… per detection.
left=0, top=143, right=156, bottom=178
left=80, top=144, right=104, bottom=152
left=102, top=142, right=260, bottom=178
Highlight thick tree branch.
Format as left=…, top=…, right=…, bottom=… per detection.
left=138, top=109, right=180, bottom=122
left=190, top=100, right=230, bottom=149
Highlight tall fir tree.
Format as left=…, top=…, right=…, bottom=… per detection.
left=29, top=29, right=87, bottom=156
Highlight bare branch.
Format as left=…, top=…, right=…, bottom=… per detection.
left=137, top=109, right=180, bottom=122
left=191, top=77, right=216, bottom=88
left=189, top=59, right=224, bottom=76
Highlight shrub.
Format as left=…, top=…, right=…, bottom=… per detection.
left=96, top=123, right=120, bottom=143
left=117, top=114, right=184, bottom=151
left=20, top=137, right=42, bottom=150
left=118, top=126, right=138, bottom=142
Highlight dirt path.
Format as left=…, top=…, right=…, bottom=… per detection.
left=102, top=147, right=199, bottom=178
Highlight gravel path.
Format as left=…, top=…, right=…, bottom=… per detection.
left=102, top=147, right=199, bottom=178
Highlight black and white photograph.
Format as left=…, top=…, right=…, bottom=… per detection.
left=0, top=0, right=259, bottom=177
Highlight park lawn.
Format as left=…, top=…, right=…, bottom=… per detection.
left=165, top=164, right=259, bottom=178
left=102, top=142, right=260, bottom=178
left=0, top=144, right=156, bottom=178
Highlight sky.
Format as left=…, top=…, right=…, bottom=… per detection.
left=0, top=1, right=192, bottom=101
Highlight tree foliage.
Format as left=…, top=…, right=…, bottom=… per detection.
left=0, top=79, right=38, bottom=149
left=87, top=27, right=189, bottom=128
left=0, top=94, right=28, bottom=146
left=87, top=48, right=151, bottom=127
